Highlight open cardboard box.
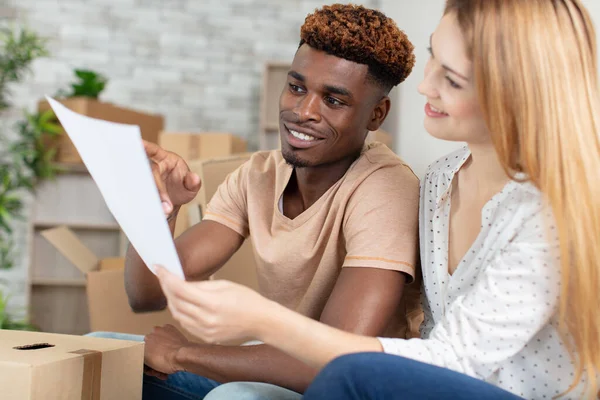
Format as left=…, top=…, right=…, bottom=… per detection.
left=188, top=153, right=259, bottom=290
left=158, top=132, right=248, bottom=238
left=40, top=226, right=185, bottom=336
left=0, top=329, right=143, bottom=400
left=39, top=153, right=259, bottom=337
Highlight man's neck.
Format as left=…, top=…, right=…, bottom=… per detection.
left=284, top=153, right=359, bottom=216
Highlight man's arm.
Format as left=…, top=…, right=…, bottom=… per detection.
left=168, top=267, right=405, bottom=393
left=125, top=218, right=244, bottom=312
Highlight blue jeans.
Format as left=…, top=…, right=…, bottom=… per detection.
left=205, top=382, right=302, bottom=400
left=86, top=332, right=301, bottom=400
left=303, top=353, right=524, bottom=400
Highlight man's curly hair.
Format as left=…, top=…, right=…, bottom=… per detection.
left=300, top=4, right=415, bottom=93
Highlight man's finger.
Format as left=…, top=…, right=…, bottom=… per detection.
left=150, top=164, right=172, bottom=214
left=183, top=172, right=201, bottom=193
left=144, top=366, right=168, bottom=380
left=143, top=140, right=169, bottom=163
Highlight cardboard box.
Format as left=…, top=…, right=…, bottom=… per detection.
left=39, top=154, right=259, bottom=338
left=188, top=154, right=259, bottom=291
left=160, top=132, right=248, bottom=237
left=366, top=128, right=393, bottom=149
left=40, top=226, right=186, bottom=336
left=39, top=97, right=164, bottom=164
left=159, top=132, right=247, bottom=162
left=0, top=329, right=143, bottom=400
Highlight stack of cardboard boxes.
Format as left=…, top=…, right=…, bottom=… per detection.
left=38, top=132, right=256, bottom=336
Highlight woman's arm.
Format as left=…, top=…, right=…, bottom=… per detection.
left=260, top=296, right=384, bottom=369
left=157, top=207, right=560, bottom=377
left=156, top=268, right=383, bottom=370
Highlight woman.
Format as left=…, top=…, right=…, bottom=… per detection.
left=156, top=0, right=600, bottom=398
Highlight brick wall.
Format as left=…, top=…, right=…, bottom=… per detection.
left=0, top=0, right=381, bottom=318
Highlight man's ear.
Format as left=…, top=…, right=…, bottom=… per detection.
left=367, top=96, right=391, bottom=131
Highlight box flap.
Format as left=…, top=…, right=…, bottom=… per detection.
left=86, top=269, right=195, bottom=338
left=40, top=226, right=99, bottom=273
left=188, top=154, right=252, bottom=211
left=98, top=257, right=125, bottom=272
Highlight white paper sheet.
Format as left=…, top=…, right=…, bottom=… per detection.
left=46, top=96, right=185, bottom=279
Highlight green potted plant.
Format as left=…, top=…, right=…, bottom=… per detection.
left=0, top=25, right=57, bottom=331
left=0, top=292, right=37, bottom=331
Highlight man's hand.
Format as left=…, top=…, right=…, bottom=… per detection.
left=143, top=140, right=202, bottom=217
left=144, top=324, right=190, bottom=376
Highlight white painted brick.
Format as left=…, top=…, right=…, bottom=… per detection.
left=133, top=67, right=182, bottom=83
left=27, top=58, right=69, bottom=84
left=182, top=71, right=228, bottom=85
left=184, top=0, right=233, bottom=15
left=137, top=0, right=188, bottom=10
left=58, top=47, right=112, bottom=64
left=158, top=56, right=207, bottom=72
left=92, top=0, right=136, bottom=6
left=61, top=25, right=111, bottom=41
left=181, top=92, right=227, bottom=108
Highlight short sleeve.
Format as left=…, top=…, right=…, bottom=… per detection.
left=342, top=165, right=420, bottom=282
left=203, top=161, right=250, bottom=238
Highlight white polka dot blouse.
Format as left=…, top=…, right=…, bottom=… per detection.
left=378, top=146, right=585, bottom=399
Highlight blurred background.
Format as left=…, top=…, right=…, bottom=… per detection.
left=0, top=0, right=599, bottom=335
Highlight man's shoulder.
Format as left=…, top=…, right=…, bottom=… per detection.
left=352, top=143, right=419, bottom=186
left=244, top=150, right=285, bottom=171
left=361, top=142, right=406, bottom=166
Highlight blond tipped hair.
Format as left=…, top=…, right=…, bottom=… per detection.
left=444, top=0, right=600, bottom=396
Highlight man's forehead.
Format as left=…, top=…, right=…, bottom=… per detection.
left=291, top=45, right=370, bottom=85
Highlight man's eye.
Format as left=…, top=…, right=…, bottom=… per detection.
left=289, top=83, right=304, bottom=93
left=325, top=97, right=343, bottom=106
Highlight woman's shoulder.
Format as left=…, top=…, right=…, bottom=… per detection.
left=420, top=147, right=470, bottom=194
left=424, top=146, right=470, bottom=178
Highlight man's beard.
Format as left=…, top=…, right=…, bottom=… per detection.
left=282, top=149, right=312, bottom=168
left=282, top=147, right=364, bottom=169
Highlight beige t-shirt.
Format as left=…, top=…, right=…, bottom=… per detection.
left=205, top=143, right=422, bottom=338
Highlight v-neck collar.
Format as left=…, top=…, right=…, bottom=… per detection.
left=274, top=158, right=357, bottom=228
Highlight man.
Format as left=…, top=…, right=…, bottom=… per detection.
left=125, top=4, right=419, bottom=399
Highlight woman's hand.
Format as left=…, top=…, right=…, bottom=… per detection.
left=155, top=266, right=274, bottom=344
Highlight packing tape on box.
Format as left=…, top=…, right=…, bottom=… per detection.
left=69, top=349, right=103, bottom=399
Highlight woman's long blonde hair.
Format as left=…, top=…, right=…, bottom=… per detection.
left=444, top=0, right=600, bottom=395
